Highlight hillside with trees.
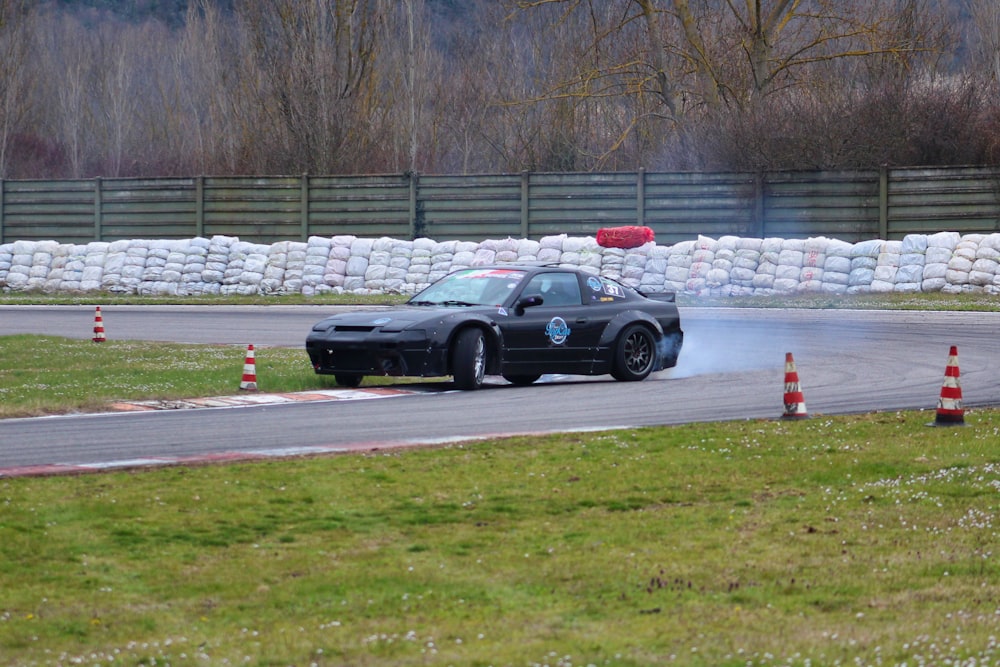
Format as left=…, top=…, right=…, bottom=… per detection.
left=0, top=0, right=998, bottom=179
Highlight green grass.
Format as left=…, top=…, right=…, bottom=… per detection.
left=1, top=412, right=998, bottom=665
left=0, top=335, right=420, bottom=419
left=0, top=335, right=318, bottom=418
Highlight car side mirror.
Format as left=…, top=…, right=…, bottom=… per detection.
left=514, top=294, right=544, bottom=315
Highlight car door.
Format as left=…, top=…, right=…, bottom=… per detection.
left=499, top=272, right=606, bottom=374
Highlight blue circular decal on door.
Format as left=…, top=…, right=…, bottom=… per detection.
left=545, top=317, right=571, bottom=345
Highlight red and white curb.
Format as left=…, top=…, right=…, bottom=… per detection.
left=0, top=427, right=619, bottom=480
left=107, top=386, right=420, bottom=412
left=0, top=387, right=425, bottom=479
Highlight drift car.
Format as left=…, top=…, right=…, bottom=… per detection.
left=306, top=264, right=683, bottom=390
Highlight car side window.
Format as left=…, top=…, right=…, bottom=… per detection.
left=524, top=272, right=582, bottom=307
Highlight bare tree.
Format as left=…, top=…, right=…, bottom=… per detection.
left=0, top=0, right=33, bottom=177
left=234, top=0, right=386, bottom=174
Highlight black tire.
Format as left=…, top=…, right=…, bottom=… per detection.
left=503, top=374, right=541, bottom=386
left=611, top=324, right=656, bottom=382
left=335, top=373, right=363, bottom=388
left=452, top=328, right=487, bottom=390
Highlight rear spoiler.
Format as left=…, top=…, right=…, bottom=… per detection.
left=641, top=291, right=677, bottom=303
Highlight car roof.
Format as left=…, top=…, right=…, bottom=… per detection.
left=468, top=262, right=582, bottom=275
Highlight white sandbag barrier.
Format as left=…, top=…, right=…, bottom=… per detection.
left=3, top=232, right=1000, bottom=297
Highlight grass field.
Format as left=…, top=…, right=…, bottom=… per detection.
left=0, top=411, right=998, bottom=666
left=1, top=294, right=998, bottom=665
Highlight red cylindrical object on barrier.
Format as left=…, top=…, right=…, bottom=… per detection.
left=596, top=226, right=655, bottom=249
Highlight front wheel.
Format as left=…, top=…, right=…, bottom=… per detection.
left=611, top=324, right=656, bottom=382
left=452, top=328, right=487, bottom=390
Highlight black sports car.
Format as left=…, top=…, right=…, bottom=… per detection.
left=306, top=264, right=683, bottom=390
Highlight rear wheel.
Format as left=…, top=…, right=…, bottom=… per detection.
left=611, top=324, right=656, bottom=382
left=452, top=328, right=487, bottom=390
left=334, top=373, right=363, bottom=388
left=503, top=373, right=540, bottom=386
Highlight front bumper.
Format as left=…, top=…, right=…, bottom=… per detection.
left=305, top=330, right=448, bottom=378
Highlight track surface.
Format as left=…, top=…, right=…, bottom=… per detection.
left=1, top=305, right=998, bottom=475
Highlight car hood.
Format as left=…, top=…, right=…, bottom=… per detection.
left=310, top=304, right=497, bottom=333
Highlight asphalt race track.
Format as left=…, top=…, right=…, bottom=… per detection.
left=1, top=305, right=999, bottom=474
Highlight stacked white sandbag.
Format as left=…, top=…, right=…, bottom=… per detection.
left=179, top=238, right=211, bottom=295
left=234, top=243, right=270, bottom=296
left=847, top=239, right=882, bottom=294
left=119, top=239, right=148, bottom=293
left=515, top=238, right=540, bottom=263
left=971, top=233, right=1000, bottom=292
left=730, top=238, right=761, bottom=290
left=895, top=235, right=927, bottom=293
left=663, top=240, right=694, bottom=291
left=870, top=239, right=902, bottom=293
left=384, top=238, right=412, bottom=293
left=752, top=238, right=782, bottom=293
left=641, top=244, right=669, bottom=293
left=472, top=239, right=497, bottom=267
left=428, top=240, right=457, bottom=283
left=706, top=235, right=736, bottom=290
left=494, top=237, right=520, bottom=264
left=685, top=235, right=716, bottom=293
left=797, top=237, right=827, bottom=293
left=26, top=240, right=56, bottom=291
left=922, top=231, right=959, bottom=292
left=945, top=234, right=983, bottom=293
left=362, top=237, right=390, bottom=293
left=537, top=234, right=565, bottom=264
left=450, top=241, right=478, bottom=271
left=345, top=237, right=374, bottom=293
left=79, top=242, right=109, bottom=292
left=0, top=243, right=12, bottom=286
left=281, top=241, right=307, bottom=295
left=202, top=235, right=235, bottom=290
left=570, top=236, right=603, bottom=274
left=260, top=240, right=288, bottom=294
left=161, top=242, right=187, bottom=286
left=600, top=246, right=626, bottom=281
left=100, top=240, right=129, bottom=293
left=821, top=238, right=853, bottom=293
left=322, top=235, right=353, bottom=292
left=59, top=244, right=86, bottom=292
left=301, top=236, right=331, bottom=296
left=219, top=240, right=250, bottom=294
left=406, top=237, right=435, bottom=291
left=45, top=242, right=71, bottom=292
left=4, top=240, right=35, bottom=290
left=622, top=243, right=650, bottom=289
left=773, top=238, right=805, bottom=294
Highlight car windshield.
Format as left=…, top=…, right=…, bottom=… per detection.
left=409, top=268, right=527, bottom=307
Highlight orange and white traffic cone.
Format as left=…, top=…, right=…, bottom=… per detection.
left=240, top=344, right=258, bottom=391
left=931, top=345, right=964, bottom=426
left=782, top=352, right=808, bottom=419
left=92, top=306, right=106, bottom=343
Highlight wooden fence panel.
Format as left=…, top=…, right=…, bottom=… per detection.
left=421, top=174, right=522, bottom=241
left=202, top=177, right=303, bottom=244
left=1, top=180, right=96, bottom=244
left=762, top=170, right=880, bottom=242
left=527, top=172, right=637, bottom=238
left=887, top=167, right=1000, bottom=236
left=100, top=177, right=197, bottom=240
left=643, top=172, right=757, bottom=243
left=308, top=175, right=411, bottom=239
left=4, top=167, right=1000, bottom=246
